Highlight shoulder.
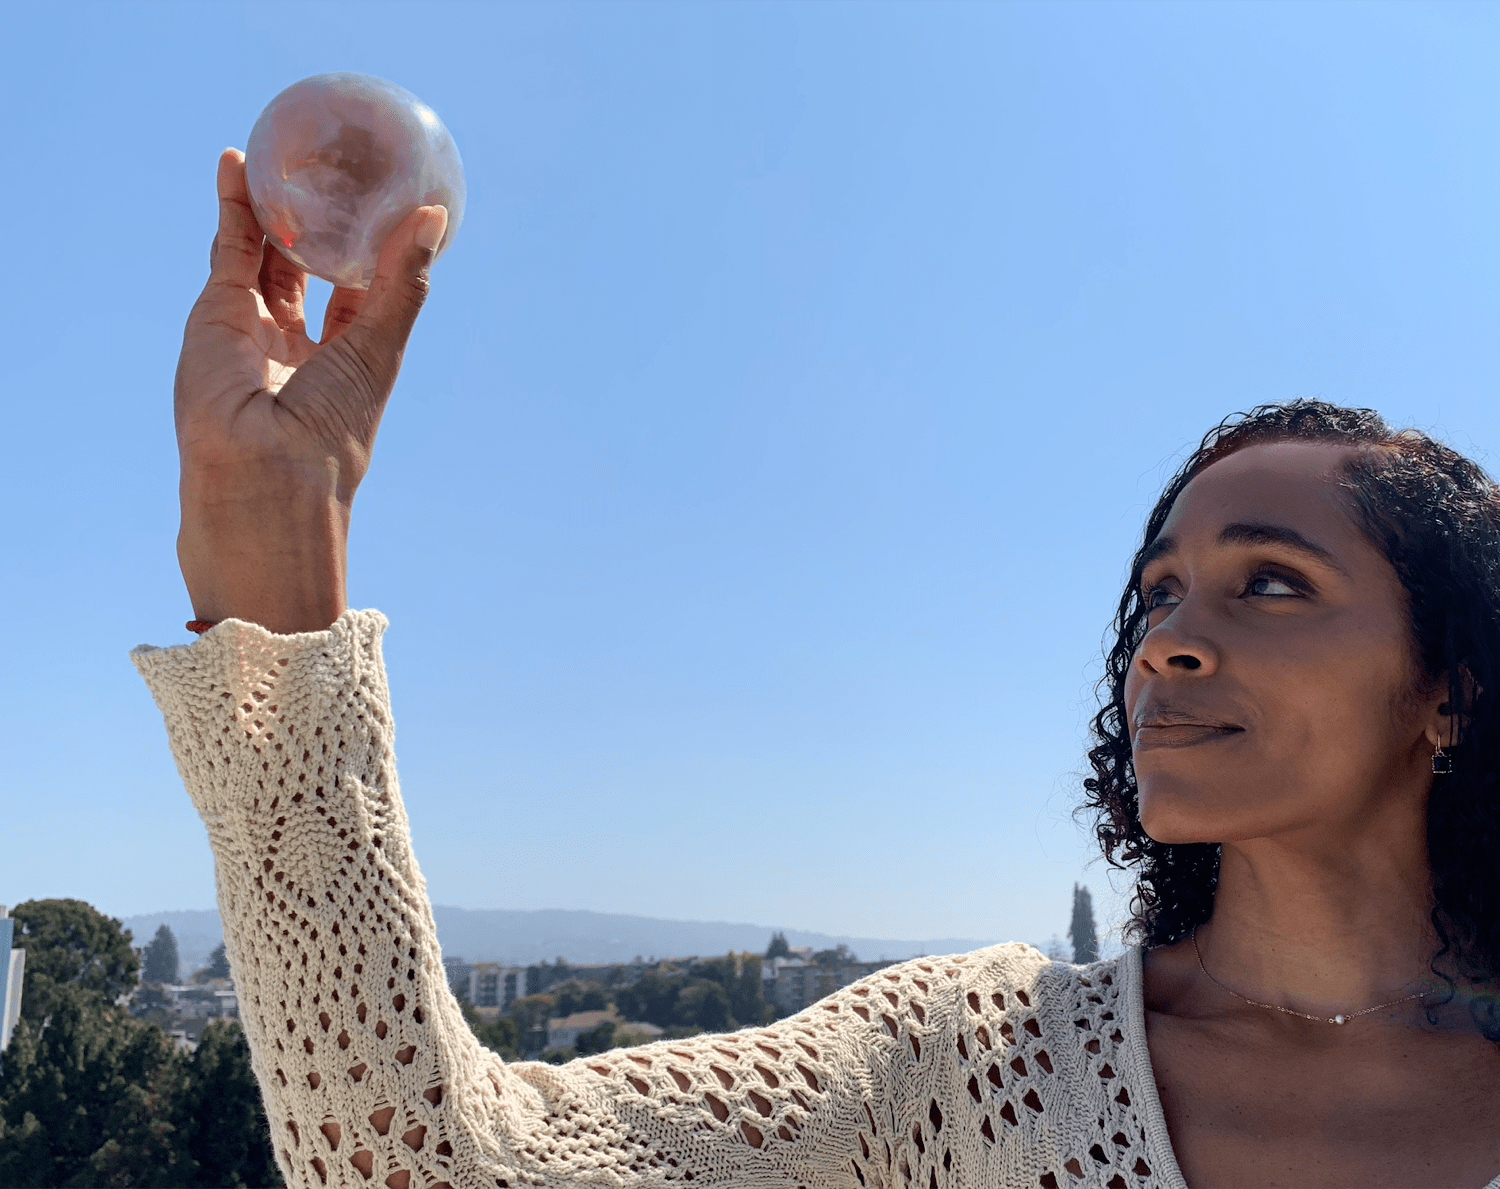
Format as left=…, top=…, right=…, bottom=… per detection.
left=842, top=941, right=1123, bottom=1008
left=826, top=942, right=1129, bottom=1059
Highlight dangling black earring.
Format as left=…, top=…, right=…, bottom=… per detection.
left=1433, top=744, right=1454, bottom=775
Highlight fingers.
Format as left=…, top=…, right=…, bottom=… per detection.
left=319, top=285, right=368, bottom=345
left=362, top=205, right=446, bottom=340
left=209, top=148, right=267, bottom=289
left=340, top=205, right=447, bottom=384
left=258, top=241, right=309, bottom=337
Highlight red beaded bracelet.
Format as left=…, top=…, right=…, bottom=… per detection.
left=186, top=620, right=219, bottom=634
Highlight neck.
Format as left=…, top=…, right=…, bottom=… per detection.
left=1198, top=827, right=1437, bottom=1016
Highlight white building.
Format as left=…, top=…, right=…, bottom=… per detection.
left=0, top=907, right=24, bottom=1053
left=761, top=952, right=897, bottom=1014
left=450, top=960, right=527, bottom=1011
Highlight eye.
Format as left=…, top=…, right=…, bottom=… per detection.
left=1245, top=573, right=1300, bottom=597
left=1145, top=585, right=1181, bottom=611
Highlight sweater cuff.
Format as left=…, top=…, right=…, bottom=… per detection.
left=130, top=609, right=391, bottom=819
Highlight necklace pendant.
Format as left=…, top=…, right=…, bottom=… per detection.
left=1333, top=1015, right=1347, bottom=1025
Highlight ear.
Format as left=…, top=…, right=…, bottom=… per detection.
left=1425, top=664, right=1480, bottom=750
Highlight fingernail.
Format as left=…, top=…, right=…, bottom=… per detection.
left=415, top=206, right=448, bottom=252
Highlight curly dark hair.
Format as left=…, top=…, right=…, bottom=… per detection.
left=1083, top=399, right=1500, bottom=988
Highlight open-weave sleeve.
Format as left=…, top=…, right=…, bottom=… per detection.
left=131, top=611, right=956, bottom=1189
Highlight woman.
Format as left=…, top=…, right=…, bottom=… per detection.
left=135, top=150, right=1500, bottom=1189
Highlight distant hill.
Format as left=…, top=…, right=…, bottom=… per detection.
left=426, top=907, right=996, bottom=966
left=119, top=906, right=998, bottom=976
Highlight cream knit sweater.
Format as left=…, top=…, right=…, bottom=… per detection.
left=134, top=610, right=1186, bottom=1189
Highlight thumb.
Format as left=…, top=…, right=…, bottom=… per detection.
left=341, top=204, right=448, bottom=387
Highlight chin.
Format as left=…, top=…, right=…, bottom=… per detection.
left=1136, top=773, right=1256, bottom=845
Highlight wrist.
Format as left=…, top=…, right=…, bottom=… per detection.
left=178, top=477, right=351, bottom=635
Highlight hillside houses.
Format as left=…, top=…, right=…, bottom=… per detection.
left=761, top=949, right=897, bottom=1013
left=443, top=947, right=899, bottom=1022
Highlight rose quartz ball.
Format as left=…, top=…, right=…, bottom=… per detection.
left=244, top=72, right=465, bottom=289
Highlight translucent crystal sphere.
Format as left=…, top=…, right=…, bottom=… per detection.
left=245, top=72, right=465, bottom=289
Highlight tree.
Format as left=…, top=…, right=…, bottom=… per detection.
left=613, top=956, right=763, bottom=1034
left=507, top=994, right=556, bottom=1056
left=551, top=979, right=607, bottom=1018
left=192, top=943, right=231, bottom=985
left=0, top=985, right=191, bottom=1186
left=9, top=898, right=139, bottom=1004
left=131, top=983, right=176, bottom=1030
left=692, top=953, right=768, bottom=1027
left=472, top=1013, right=519, bottom=1060
left=1069, top=884, right=1099, bottom=964
left=573, top=1019, right=616, bottom=1056
left=180, top=1021, right=284, bottom=1187
left=765, top=933, right=791, bottom=959
left=0, top=899, right=283, bottom=1187
left=142, top=925, right=180, bottom=985
left=676, top=981, right=732, bottom=1032
left=613, top=973, right=680, bottom=1029
left=811, top=945, right=853, bottom=967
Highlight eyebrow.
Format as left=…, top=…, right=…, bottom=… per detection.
left=1140, top=521, right=1348, bottom=576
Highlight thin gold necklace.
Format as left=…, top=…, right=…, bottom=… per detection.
left=1191, top=926, right=1427, bottom=1025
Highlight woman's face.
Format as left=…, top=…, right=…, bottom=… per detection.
left=1124, top=440, right=1444, bottom=846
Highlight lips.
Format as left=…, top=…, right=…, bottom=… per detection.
left=1132, top=705, right=1245, bottom=750
left=1133, top=723, right=1243, bottom=749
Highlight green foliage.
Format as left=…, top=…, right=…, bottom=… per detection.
left=507, top=994, right=555, bottom=1039
left=131, top=984, right=175, bottom=1031
left=573, top=1019, right=616, bottom=1056
left=506, top=994, right=555, bottom=1056
left=180, top=1022, right=284, bottom=1189
left=0, top=900, right=281, bottom=1187
left=142, top=926, right=179, bottom=986
left=11, top=899, right=139, bottom=1008
left=0, top=985, right=190, bottom=1186
left=612, top=972, right=678, bottom=1028
left=811, top=945, right=853, bottom=967
left=1069, top=884, right=1099, bottom=964
left=676, top=981, right=732, bottom=1031
left=717, top=954, right=769, bottom=1025
left=614, top=953, right=767, bottom=1033
left=474, top=1014, right=520, bottom=1059
left=765, top=932, right=791, bottom=959
left=192, top=944, right=230, bottom=985
left=454, top=985, right=519, bottom=1060
left=551, top=979, right=607, bottom=1018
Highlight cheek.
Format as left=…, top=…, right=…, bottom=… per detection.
left=1257, top=624, right=1413, bottom=744
left=1134, top=626, right=1418, bottom=842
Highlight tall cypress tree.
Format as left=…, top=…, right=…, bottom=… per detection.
left=142, top=925, right=180, bottom=985
left=192, top=942, right=231, bottom=984
left=1068, top=884, right=1099, bottom=964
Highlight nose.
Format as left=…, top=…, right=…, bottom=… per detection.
left=1134, top=601, right=1220, bottom=679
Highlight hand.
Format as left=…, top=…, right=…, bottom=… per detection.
left=174, top=148, right=447, bottom=634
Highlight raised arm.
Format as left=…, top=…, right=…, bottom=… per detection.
left=132, top=610, right=954, bottom=1189
left=142, top=152, right=929, bottom=1189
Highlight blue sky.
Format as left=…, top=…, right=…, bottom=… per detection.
left=5, top=0, right=1500, bottom=951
